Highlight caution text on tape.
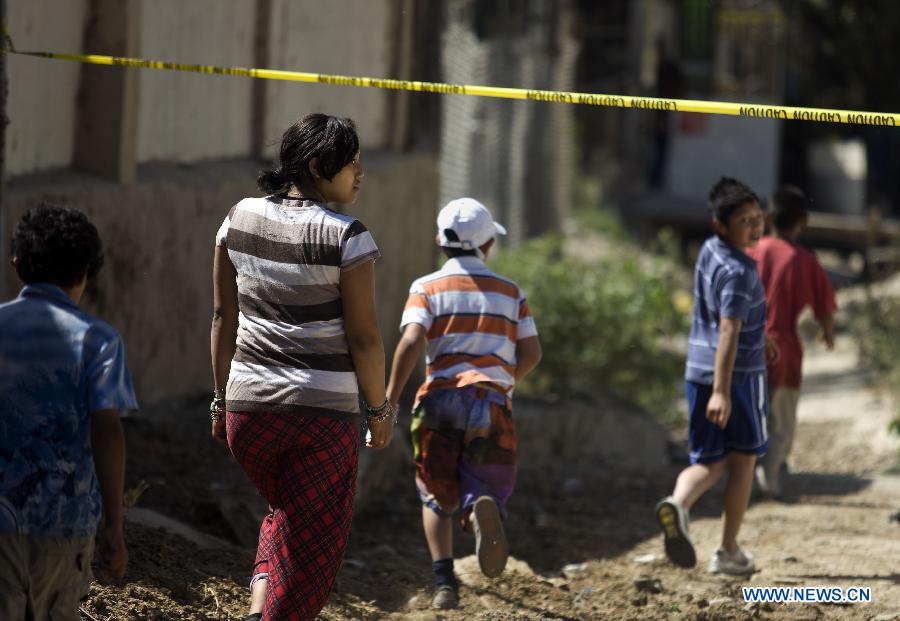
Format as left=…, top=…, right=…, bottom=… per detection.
left=8, top=50, right=900, bottom=127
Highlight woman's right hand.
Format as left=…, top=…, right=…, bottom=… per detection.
left=366, top=416, right=394, bottom=449
left=211, top=418, right=228, bottom=447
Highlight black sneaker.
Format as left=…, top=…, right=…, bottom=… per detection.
left=472, top=496, right=509, bottom=578
left=655, top=496, right=697, bottom=568
left=432, top=584, right=459, bottom=609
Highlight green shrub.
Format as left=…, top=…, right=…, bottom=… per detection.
left=492, top=234, right=690, bottom=422
left=850, top=295, right=900, bottom=433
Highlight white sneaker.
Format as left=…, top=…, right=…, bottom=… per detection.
left=709, top=547, right=756, bottom=575
left=655, top=496, right=696, bottom=568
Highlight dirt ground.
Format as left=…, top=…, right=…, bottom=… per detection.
left=81, top=328, right=900, bottom=621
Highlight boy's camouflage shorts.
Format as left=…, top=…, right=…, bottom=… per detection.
left=411, top=385, right=517, bottom=520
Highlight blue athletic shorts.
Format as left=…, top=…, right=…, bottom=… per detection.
left=686, top=372, right=769, bottom=464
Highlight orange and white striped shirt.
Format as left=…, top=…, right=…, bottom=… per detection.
left=400, top=256, right=538, bottom=406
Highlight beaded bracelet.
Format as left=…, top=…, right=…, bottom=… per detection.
left=210, top=391, right=226, bottom=423
left=364, top=399, right=397, bottom=424
left=366, top=399, right=392, bottom=414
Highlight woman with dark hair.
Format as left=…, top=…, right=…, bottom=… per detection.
left=210, top=113, right=395, bottom=621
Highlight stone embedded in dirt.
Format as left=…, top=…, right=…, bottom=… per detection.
left=708, top=597, right=731, bottom=607
left=371, top=543, right=398, bottom=557
left=531, top=508, right=551, bottom=528
left=781, top=555, right=799, bottom=563
left=213, top=493, right=269, bottom=548
left=342, top=558, right=365, bottom=569
left=562, top=477, right=585, bottom=497
left=773, top=578, right=802, bottom=585
left=561, top=562, right=589, bottom=578
left=633, top=576, right=663, bottom=593
left=631, top=594, right=648, bottom=606
left=572, top=586, right=593, bottom=609
left=478, top=594, right=501, bottom=609
left=572, top=592, right=590, bottom=610
left=632, top=553, right=658, bottom=564
left=533, top=511, right=550, bottom=528
left=543, top=577, right=569, bottom=590
left=871, top=614, right=900, bottom=621
left=125, top=508, right=237, bottom=550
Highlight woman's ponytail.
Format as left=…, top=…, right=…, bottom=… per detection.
left=257, top=168, right=290, bottom=194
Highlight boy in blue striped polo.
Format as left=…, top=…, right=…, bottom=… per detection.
left=656, top=177, right=779, bottom=576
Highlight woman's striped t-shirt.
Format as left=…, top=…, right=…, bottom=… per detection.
left=400, top=255, right=538, bottom=406
left=216, top=196, right=380, bottom=417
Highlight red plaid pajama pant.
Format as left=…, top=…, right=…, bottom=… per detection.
left=227, top=411, right=360, bottom=621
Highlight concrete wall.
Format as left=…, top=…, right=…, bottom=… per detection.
left=355, top=153, right=440, bottom=345
left=263, top=0, right=395, bottom=155
left=5, top=0, right=399, bottom=171
left=5, top=0, right=88, bottom=176
left=3, top=153, right=438, bottom=402
left=137, top=0, right=256, bottom=163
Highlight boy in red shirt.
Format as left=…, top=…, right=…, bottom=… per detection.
left=747, top=186, right=837, bottom=498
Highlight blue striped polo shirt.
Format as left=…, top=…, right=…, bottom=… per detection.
left=686, top=236, right=767, bottom=385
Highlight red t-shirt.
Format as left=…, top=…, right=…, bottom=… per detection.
left=747, top=236, right=837, bottom=388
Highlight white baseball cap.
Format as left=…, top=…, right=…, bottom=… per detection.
left=436, top=198, right=507, bottom=250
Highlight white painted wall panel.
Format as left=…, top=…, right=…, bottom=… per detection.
left=263, top=0, right=394, bottom=155
left=5, top=0, right=88, bottom=177
left=137, top=0, right=256, bottom=163
left=667, top=113, right=781, bottom=201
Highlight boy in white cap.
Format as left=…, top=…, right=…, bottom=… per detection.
left=387, top=198, right=542, bottom=609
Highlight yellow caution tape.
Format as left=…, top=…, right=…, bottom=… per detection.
left=7, top=49, right=900, bottom=126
